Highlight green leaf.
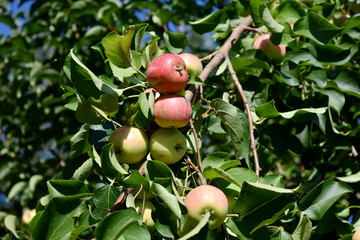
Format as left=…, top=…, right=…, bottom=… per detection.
left=299, top=180, right=352, bottom=220
left=94, top=210, right=150, bottom=240
left=47, top=180, right=89, bottom=198
left=139, top=92, right=150, bottom=119
left=210, top=98, right=250, bottom=161
left=337, top=171, right=360, bottom=183
left=4, top=215, right=19, bottom=238
left=70, top=124, right=91, bottom=159
left=250, top=0, right=264, bottom=26
left=203, top=166, right=241, bottom=187
left=260, top=174, right=285, bottom=188
left=293, top=12, right=343, bottom=45
left=189, top=10, right=227, bottom=34
left=0, top=13, right=16, bottom=29
left=163, top=31, right=188, bottom=54
left=100, top=143, right=128, bottom=177
left=152, top=183, right=182, bottom=219
left=31, top=196, right=91, bottom=240
left=102, top=28, right=135, bottom=68
left=93, top=185, right=122, bottom=219
left=69, top=49, right=123, bottom=99
left=261, top=5, right=284, bottom=33
left=201, top=151, right=229, bottom=170
left=231, top=57, right=270, bottom=72
left=29, top=174, right=44, bottom=192
left=7, top=181, right=27, bottom=201
left=178, top=210, right=211, bottom=240
left=271, top=229, right=293, bottom=240
left=319, top=89, right=345, bottom=115
left=234, top=181, right=298, bottom=233
left=134, top=24, right=148, bottom=51
left=88, top=94, right=119, bottom=117
left=145, top=160, right=174, bottom=181
left=292, top=213, right=312, bottom=240
left=275, top=0, right=307, bottom=24
left=75, top=94, right=106, bottom=124
left=71, top=158, right=94, bottom=181
left=255, top=100, right=327, bottom=121
left=122, top=170, right=150, bottom=190
left=326, top=70, right=360, bottom=98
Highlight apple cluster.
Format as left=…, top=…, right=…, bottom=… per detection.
left=109, top=53, right=203, bottom=166
left=108, top=53, right=230, bottom=234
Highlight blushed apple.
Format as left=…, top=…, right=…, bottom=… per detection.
left=149, top=128, right=187, bottom=164
left=146, top=53, right=189, bottom=94
left=108, top=126, right=149, bottom=164
left=179, top=53, right=203, bottom=75
left=22, top=209, right=36, bottom=224
left=135, top=200, right=156, bottom=233
left=183, top=185, right=228, bottom=230
left=253, top=34, right=286, bottom=62
left=154, top=94, right=192, bottom=129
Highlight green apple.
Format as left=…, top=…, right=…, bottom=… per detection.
left=135, top=200, right=156, bottom=233
left=149, top=128, right=187, bottom=164
left=108, top=126, right=149, bottom=164
left=179, top=53, right=203, bottom=75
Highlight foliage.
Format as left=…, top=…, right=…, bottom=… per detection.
left=1, top=0, right=360, bottom=239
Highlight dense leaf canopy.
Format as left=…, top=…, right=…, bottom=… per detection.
left=1, top=0, right=360, bottom=239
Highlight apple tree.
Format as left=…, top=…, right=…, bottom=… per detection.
left=1, top=0, right=360, bottom=239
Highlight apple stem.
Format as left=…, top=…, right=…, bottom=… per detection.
left=186, top=157, right=207, bottom=185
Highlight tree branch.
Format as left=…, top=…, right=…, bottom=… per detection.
left=225, top=55, right=261, bottom=177
left=186, top=157, right=207, bottom=185
left=185, top=16, right=261, bottom=176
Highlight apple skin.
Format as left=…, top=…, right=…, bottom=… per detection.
left=179, top=53, right=203, bottom=75
left=108, top=126, right=149, bottom=164
left=253, top=34, right=286, bottom=62
left=353, top=229, right=360, bottom=240
left=135, top=200, right=156, bottom=233
left=184, top=185, right=228, bottom=230
left=149, top=128, right=187, bottom=165
left=146, top=53, right=189, bottom=94
left=154, top=94, right=192, bottom=129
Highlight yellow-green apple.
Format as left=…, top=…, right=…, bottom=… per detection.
left=149, top=128, right=187, bottom=164
left=108, top=126, right=149, bottom=164
left=154, top=94, right=192, bottom=128
left=179, top=53, right=203, bottom=75
left=354, top=229, right=360, bottom=240
left=253, top=34, right=286, bottom=62
left=183, top=185, right=228, bottom=230
left=22, top=209, right=36, bottom=224
left=146, top=53, right=189, bottom=94
left=135, top=200, right=156, bottom=233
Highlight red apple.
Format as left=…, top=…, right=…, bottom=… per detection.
left=253, top=34, right=286, bottom=62
left=154, top=94, right=192, bottom=129
left=149, top=128, right=187, bottom=165
left=108, top=126, right=149, bottom=164
left=179, top=53, right=203, bottom=75
left=184, top=185, right=228, bottom=230
left=146, top=53, right=189, bottom=94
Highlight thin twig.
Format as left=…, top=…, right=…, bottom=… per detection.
left=225, top=56, right=261, bottom=177
left=189, top=119, right=202, bottom=171
left=186, top=157, right=207, bottom=185
left=200, top=51, right=219, bottom=61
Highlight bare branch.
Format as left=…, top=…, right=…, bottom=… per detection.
left=226, top=55, right=261, bottom=177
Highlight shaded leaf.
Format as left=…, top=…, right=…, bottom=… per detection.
left=93, top=185, right=121, bottom=219
left=299, top=180, right=352, bottom=220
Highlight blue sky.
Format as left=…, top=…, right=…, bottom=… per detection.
left=0, top=0, right=34, bottom=38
